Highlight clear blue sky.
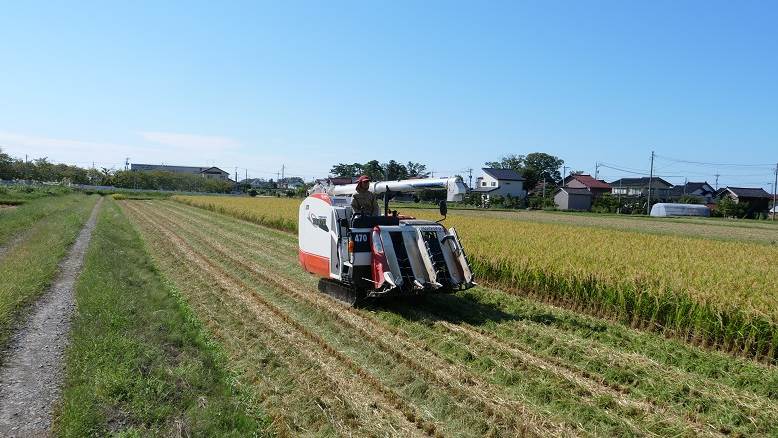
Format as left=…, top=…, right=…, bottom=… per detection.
left=1, top=1, right=776, bottom=188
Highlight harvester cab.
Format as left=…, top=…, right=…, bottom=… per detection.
left=298, top=177, right=476, bottom=304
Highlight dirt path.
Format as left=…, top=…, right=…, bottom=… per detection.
left=0, top=197, right=102, bottom=437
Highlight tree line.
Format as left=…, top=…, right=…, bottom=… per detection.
left=0, top=149, right=232, bottom=193
left=330, top=160, right=430, bottom=181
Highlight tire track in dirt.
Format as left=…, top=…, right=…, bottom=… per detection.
left=124, top=203, right=442, bottom=438
left=163, top=200, right=778, bottom=418
left=142, top=203, right=572, bottom=436
left=155, top=201, right=723, bottom=436
left=0, top=197, right=102, bottom=436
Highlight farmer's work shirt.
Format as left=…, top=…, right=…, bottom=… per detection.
left=352, top=190, right=380, bottom=216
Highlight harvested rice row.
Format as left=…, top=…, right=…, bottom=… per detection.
left=138, top=201, right=568, bottom=436
left=125, top=203, right=445, bottom=437
left=124, top=203, right=430, bottom=437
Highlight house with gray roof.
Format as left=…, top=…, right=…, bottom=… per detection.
left=717, top=186, right=772, bottom=216
left=554, top=187, right=592, bottom=211
left=669, top=181, right=716, bottom=203
left=131, top=164, right=231, bottom=181
left=473, top=168, right=526, bottom=200
left=610, top=177, right=673, bottom=199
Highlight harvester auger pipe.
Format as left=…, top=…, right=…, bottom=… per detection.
left=330, top=177, right=469, bottom=202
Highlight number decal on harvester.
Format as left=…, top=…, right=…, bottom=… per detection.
left=351, top=233, right=371, bottom=252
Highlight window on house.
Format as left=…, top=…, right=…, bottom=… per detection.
left=491, top=182, right=496, bottom=186
left=482, top=181, right=487, bottom=186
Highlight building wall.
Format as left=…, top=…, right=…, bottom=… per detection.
left=553, top=191, right=569, bottom=210
left=555, top=192, right=591, bottom=211
left=489, top=180, right=525, bottom=198
left=480, top=174, right=498, bottom=188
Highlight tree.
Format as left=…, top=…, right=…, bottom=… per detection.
left=524, top=152, right=563, bottom=187
left=0, top=148, right=16, bottom=180
left=716, top=196, right=749, bottom=218
left=678, top=195, right=702, bottom=205
left=405, top=161, right=429, bottom=178
left=362, top=160, right=384, bottom=181
left=330, top=162, right=363, bottom=178
left=383, top=160, right=408, bottom=180
left=485, top=154, right=525, bottom=171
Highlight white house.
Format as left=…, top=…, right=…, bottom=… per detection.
left=473, top=168, right=526, bottom=200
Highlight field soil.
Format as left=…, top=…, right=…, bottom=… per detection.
left=0, top=197, right=102, bottom=436
left=121, top=200, right=778, bottom=436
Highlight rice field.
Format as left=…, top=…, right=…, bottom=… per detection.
left=122, top=199, right=778, bottom=435
left=173, top=195, right=778, bottom=362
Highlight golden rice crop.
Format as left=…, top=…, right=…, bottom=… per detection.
left=173, top=195, right=298, bottom=232
left=173, top=195, right=778, bottom=362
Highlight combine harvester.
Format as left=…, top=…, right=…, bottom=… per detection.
left=298, top=177, right=476, bottom=304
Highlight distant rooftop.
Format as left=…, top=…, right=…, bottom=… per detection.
left=565, top=174, right=610, bottom=189
left=482, top=168, right=524, bottom=181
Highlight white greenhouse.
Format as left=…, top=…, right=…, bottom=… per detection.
left=650, top=203, right=710, bottom=217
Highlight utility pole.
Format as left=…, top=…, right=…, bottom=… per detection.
left=245, top=168, right=248, bottom=183
left=281, top=164, right=285, bottom=181
left=466, top=168, right=473, bottom=189
left=562, top=166, right=568, bottom=184
left=125, top=157, right=130, bottom=171
left=594, top=162, right=600, bottom=180
left=714, top=173, right=720, bottom=190
left=773, top=162, right=777, bottom=221
left=234, top=167, right=238, bottom=188
left=646, top=150, right=655, bottom=215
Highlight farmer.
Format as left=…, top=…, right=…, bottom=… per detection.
left=351, top=175, right=380, bottom=216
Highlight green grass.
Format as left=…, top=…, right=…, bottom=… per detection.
left=0, top=193, right=87, bottom=245
left=0, top=184, right=74, bottom=204
left=0, top=194, right=97, bottom=353
left=54, top=198, right=268, bottom=437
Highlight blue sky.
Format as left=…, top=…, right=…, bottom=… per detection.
left=1, top=1, right=776, bottom=188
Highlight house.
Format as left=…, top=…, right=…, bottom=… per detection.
left=131, top=164, right=232, bottom=181
left=563, top=174, right=611, bottom=198
left=669, top=181, right=716, bottom=203
left=610, top=177, right=673, bottom=199
left=279, top=177, right=305, bottom=189
left=473, top=168, right=526, bottom=200
left=318, top=177, right=355, bottom=186
left=716, top=187, right=773, bottom=217
left=554, top=187, right=592, bottom=211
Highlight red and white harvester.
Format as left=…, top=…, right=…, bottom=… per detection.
left=298, top=177, right=476, bottom=304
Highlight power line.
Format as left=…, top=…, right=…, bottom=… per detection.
left=654, top=154, right=774, bottom=168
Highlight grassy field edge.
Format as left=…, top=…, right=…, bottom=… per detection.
left=54, top=197, right=268, bottom=437
left=0, top=194, right=98, bottom=356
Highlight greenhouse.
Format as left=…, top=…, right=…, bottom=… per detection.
left=650, top=203, right=710, bottom=217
